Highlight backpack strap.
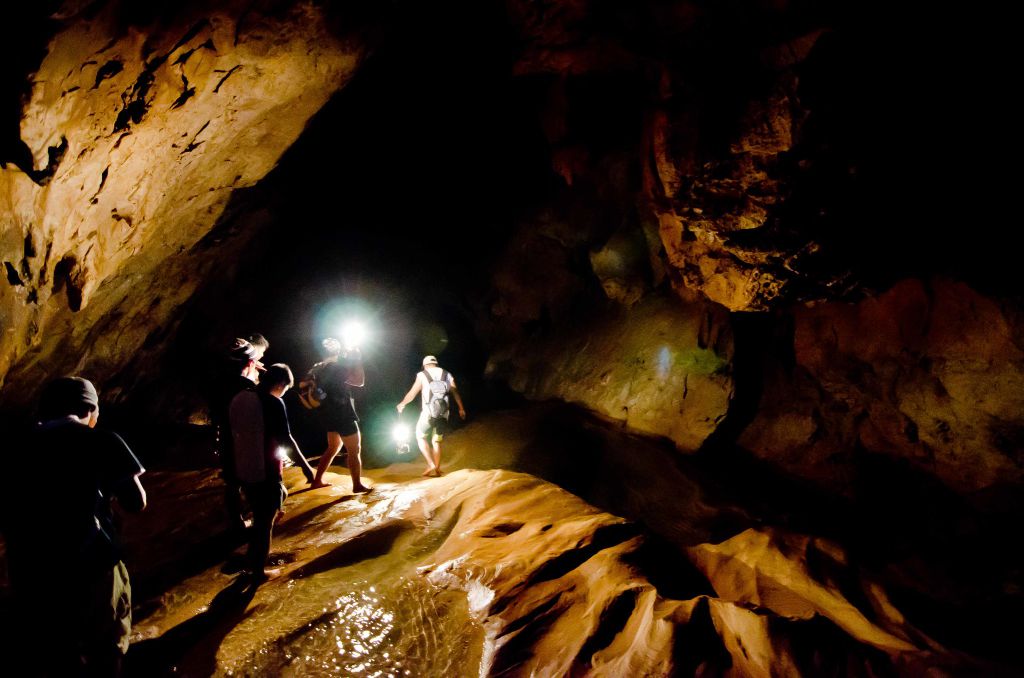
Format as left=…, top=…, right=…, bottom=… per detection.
left=422, top=370, right=432, bottom=383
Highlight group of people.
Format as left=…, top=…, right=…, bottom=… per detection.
left=212, top=333, right=466, bottom=580
left=1, top=333, right=466, bottom=676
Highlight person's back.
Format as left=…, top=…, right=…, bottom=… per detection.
left=397, top=356, right=466, bottom=477
left=3, top=377, right=145, bottom=677
left=7, top=423, right=136, bottom=578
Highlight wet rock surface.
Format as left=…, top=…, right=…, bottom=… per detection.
left=0, top=405, right=1002, bottom=676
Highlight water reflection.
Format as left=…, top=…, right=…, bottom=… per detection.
left=232, top=577, right=483, bottom=676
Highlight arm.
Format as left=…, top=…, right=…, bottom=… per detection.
left=286, top=433, right=304, bottom=459
left=112, top=475, right=147, bottom=512
left=450, top=377, right=467, bottom=419
left=396, top=375, right=423, bottom=412
left=107, top=431, right=147, bottom=512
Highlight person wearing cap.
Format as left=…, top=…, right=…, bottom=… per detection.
left=396, top=355, right=466, bottom=477
left=310, top=338, right=369, bottom=492
left=2, top=377, right=146, bottom=676
left=211, top=337, right=266, bottom=535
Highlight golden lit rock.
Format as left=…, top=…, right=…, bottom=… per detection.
left=740, top=278, right=1024, bottom=492
left=0, top=2, right=361, bottom=404
left=490, top=295, right=734, bottom=451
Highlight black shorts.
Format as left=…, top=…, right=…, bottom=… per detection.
left=318, top=395, right=359, bottom=436
left=319, top=410, right=359, bottom=436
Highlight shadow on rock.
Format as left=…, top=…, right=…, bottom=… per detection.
left=125, top=576, right=260, bottom=677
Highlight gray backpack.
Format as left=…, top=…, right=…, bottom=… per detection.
left=423, top=369, right=450, bottom=423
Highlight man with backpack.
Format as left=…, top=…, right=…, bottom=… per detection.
left=396, top=355, right=466, bottom=477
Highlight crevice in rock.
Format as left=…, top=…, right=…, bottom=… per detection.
left=89, top=165, right=109, bottom=204
left=491, top=593, right=563, bottom=673
left=576, top=588, right=640, bottom=662
left=37, top=241, right=52, bottom=286
left=527, top=522, right=639, bottom=587
left=670, top=597, right=732, bottom=675
left=213, top=64, right=241, bottom=93
left=172, top=38, right=215, bottom=66
left=181, top=120, right=209, bottom=154
left=5, top=262, right=24, bottom=286
left=51, top=254, right=84, bottom=312
left=35, top=136, right=68, bottom=186
left=91, top=59, right=123, bottom=89
left=170, top=19, right=212, bottom=55
left=169, top=73, right=196, bottom=109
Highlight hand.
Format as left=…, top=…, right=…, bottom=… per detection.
left=396, top=403, right=405, bottom=413
left=458, top=407, right=466, bottom=420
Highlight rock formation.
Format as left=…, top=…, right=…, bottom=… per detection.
left=0, top=1, right=1019, bottom=674
left=0, top=0, right=363, bottom=407
left=119, top=415, right=973, bottom=676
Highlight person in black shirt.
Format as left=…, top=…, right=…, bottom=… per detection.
left=310, top=337, right=369, bottom=492
left=210, top=337, right=266, bottom=535
left=230, top=363, right=303, bottom=580
left=3, top=377, right=146, bottom=677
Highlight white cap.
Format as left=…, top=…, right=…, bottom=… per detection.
left=422, top=355, right=438, bottom=366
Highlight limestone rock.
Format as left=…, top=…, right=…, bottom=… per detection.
left=0, top=1, right=362, bottom=406
left=105, top=451, right=966, bottom=675
left=490, top=294, right=734, bottom=451
left=739, top=278, right=1024, bottom=493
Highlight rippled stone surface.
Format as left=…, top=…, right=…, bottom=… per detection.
left=107, top=407, right=994, bottom=676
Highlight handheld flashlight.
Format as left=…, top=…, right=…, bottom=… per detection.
left=392, top=421, right=411, bottom=454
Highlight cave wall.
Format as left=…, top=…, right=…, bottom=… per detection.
left=1, top=0, right=1017, bottom=503
left=0, top=0, right=362, bottom=408
left=481, top=0, right=1022, bottom=497
left=740, top=278, right=1024, bottom=493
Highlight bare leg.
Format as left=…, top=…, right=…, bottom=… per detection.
left=431, top=440, right=443, bottom=476
left=417, top=436, right=436, bottom=475
left=285, top=446, right=316, bottom=484
left=343, top=430, right=369, bottom=492
left=312, top=432, right=343, bottom=487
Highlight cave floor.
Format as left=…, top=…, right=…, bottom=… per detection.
left=3, top=403, right=1020, bottom=676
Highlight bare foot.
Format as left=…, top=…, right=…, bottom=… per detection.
left=310, top=479, right=332, bottom=489
left=421, top=467, right=437, bottom=477
left=352, top=484, right=373, bottom=494
left=252, top=567, right=283, bottom=582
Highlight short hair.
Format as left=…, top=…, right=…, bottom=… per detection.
left=262, top=363, right=294, bottom=390
left=322, top=337, right=342, bottom=357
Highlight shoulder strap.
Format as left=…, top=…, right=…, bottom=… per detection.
left=441, top=369, right=449, bottom=383
left=422, top=370, right=433, bottom=383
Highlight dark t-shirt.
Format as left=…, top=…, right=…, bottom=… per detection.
left=4, top=420, right=144, bottom=587
left=230, top=389, right=294, bottom=483
left=216, top=374, right=256, bottom=476
left=318, top=360, right=359, bottom=425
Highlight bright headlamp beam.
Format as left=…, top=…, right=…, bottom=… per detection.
left=340, top=321, right=367, bottom=350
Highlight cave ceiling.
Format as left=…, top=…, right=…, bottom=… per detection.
left=0, top=0, right=1018, bottom=494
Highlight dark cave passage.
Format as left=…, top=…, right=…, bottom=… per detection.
left=1, top=0, right=1022, bottom=676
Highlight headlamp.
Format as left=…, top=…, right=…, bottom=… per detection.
left=340, top=321, right=367, bottom=351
